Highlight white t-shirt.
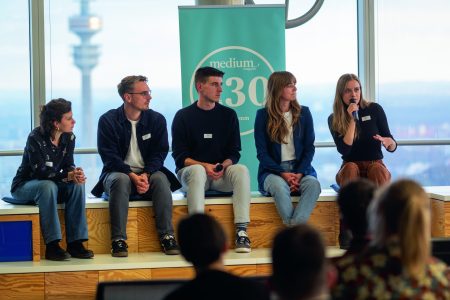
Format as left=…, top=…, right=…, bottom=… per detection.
left=124, top=119, right=145, bottom=173
left=281, top=111, right=296, bottom=162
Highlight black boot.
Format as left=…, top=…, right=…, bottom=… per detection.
left=45, top=240, right=71, bottom=261
left=67, top=240, right=94, bottom=259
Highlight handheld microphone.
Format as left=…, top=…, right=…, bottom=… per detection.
left=350, top=99, right=359, bottom=121
left=214, top=164, right=223, bottom=172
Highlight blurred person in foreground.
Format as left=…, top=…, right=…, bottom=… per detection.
left=271, top=224, right=333, bottom=300
left=164, top=213, right=270, bottom=300
left=331, top=179, right=450, bottom=299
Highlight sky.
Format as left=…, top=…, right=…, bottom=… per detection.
left=1, top=0, right=449, bottom=92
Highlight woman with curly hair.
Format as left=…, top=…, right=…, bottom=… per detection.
left=9, top=98, right=93, bottom=261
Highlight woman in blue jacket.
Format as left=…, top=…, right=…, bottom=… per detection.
left=254, top=71, right=321, bottom=226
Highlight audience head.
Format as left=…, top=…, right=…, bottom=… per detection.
left=271, top=224, right=328, bottom=300
left=177, top=213, right=227, bottom=271
left=117, top=75, right=148, bottom=100
left=39, top=98, right=72, bottom=137
left=369, top=179, right=431, bottom=276
left=194, top=66, right=224, bottom=91
left=337, top=179, right=376, bottom=238
left=265, top=71, right=301, bottom=144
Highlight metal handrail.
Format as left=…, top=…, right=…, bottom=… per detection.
left=2, top=139, right=450, bottom=157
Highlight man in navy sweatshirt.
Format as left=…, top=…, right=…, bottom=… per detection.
left=171, top=67, right=252, bottom=253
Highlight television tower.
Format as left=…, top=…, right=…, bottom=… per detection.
left=69, top=0, right=102, bottom=146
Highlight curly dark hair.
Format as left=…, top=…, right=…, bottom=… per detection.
left=39, top=98, right=72, bottom=137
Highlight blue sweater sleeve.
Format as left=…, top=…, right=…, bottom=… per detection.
left=254, top=109, right=285, bottom=174
left=296, top=107, right=316, bottom=174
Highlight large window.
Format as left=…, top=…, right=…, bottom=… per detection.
left=1, top=1, right=449, bottom=198
left=0, top=1, right=31, bottom=195
left=44, top=1, right=192, bottom=193
left=375, top=0, right=450, bottom=185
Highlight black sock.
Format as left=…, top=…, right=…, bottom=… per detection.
left=235, top=223, right=248, bottom=233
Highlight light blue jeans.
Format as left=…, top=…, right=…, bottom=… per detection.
left=11, top=179, right=88, bottom=244
left=177, top=164, right=251, bottom=223
left=263, top=161, right=321, bottom=225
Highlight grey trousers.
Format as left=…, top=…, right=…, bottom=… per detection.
left=177, top=164, right=251, bottom=224
left=103, top=171, right=174, bottom=241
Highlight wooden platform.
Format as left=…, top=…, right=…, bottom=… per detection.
left=0, top=190, right=339, bottom=260
left=1, top=187, right=450, bottom=299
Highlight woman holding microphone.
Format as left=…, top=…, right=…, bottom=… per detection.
left=328, top=73, right=396, bottom=187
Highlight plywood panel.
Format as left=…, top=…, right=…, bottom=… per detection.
left=309, top=202, right=339, bottom=246
left=40, top=210, right=66, bottom=259
left=0, top=273, right=44, bottom=300
left=248, top=203, right=284, bottom=249
left=137, top=207, right=159, bottom=252
left=431, top=199, right=445, bottom=237
left=207, top=204, right=237, bottom=248
left=225, top=264, right=257, bottom=276
left=45, top=271, right=98, bottom=300
left=99, top=269, right=152, bottom=282
left=445, top=202, right=450, bottom=237
left=138, top=206, right=188, bottom=252
left=86, top=207, right=138, bottom=255
left=256, top=264, right=272, bottom=276
left=0, top=214, right=41, bottom=262
left=151, top=267, right=195, bottom=280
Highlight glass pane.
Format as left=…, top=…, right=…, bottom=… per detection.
left=285, top=0, right=358, bottom=142
left=383, top=145, right=450, bottom=186
left=376, top=0, right=450, bottom=139
left=45, top=0, right=192, bottom=148
left=0, top=1, right=31, bottom=151
left=0, top=156, right=23, bottom=198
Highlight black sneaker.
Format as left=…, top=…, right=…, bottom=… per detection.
left=67, top=241, right=94, bottom=259
left=160, top=234, right=180, bottom=255
left=235, top=230, right=251, bottom=253
left=45, top=242, right=71, bottom=261
left=111, top=240, right=128, bottom=257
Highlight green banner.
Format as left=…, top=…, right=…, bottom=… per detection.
left=179, top=5, right=286, bottom=190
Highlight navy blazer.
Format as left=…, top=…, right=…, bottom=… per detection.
left=92, top=105, right=181, bottom=197
left=254, top=106, right=317, bottom=194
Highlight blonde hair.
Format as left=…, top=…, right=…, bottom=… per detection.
left=265, top=71, right=301, bottom=144
left=369, top=179, right=431, bottom=278
left=331, top=73, right=370, bottom=139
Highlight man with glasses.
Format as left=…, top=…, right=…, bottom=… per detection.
left=92, top=75, right=181, bottom=257
left=171, top=67, right=252, bottom=253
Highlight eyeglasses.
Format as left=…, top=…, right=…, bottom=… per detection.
left=128, top=90, right=152, bottom=97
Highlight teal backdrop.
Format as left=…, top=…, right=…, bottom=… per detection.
left=178, top=5, right=286, bottom=190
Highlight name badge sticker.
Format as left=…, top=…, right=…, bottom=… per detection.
left=362, top=115, right=371, bottom=122
left=45, top=161, right=53, bottom=167
left=204, top=134, right=213, bottom=139
left=142, top=133, right=151, bottom=140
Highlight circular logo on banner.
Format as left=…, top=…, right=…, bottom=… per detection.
left=190, top=46, right=274, bottom=136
